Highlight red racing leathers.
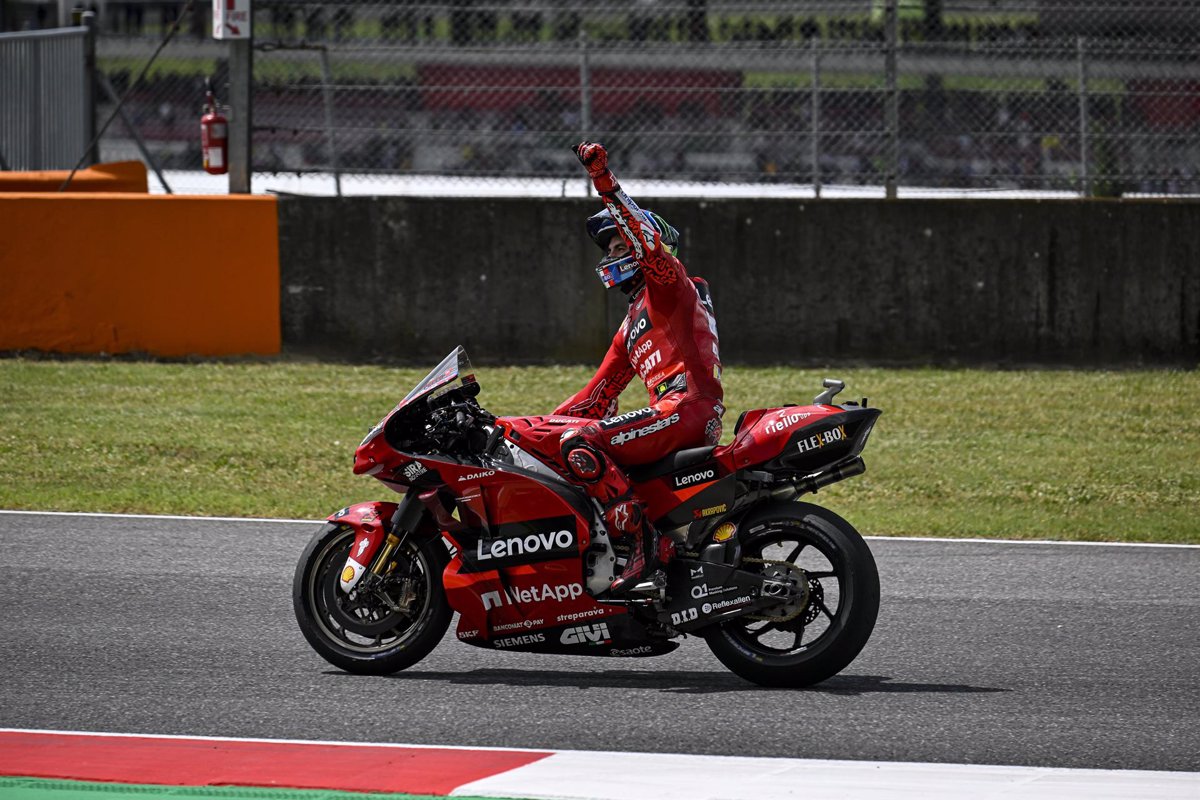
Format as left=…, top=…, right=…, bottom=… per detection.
left=499, top=147, right=723, bottom=575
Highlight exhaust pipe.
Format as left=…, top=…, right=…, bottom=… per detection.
left=770, top=457, right=866, bottom=500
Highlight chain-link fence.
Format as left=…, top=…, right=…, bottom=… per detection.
left=6, top=1, right=1198, bottom=195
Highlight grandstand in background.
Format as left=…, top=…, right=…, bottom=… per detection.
left=3, top=1, right=1197, bottom=195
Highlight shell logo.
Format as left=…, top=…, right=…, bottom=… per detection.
left=341, top=565, right=356, bottom=583
left=713, top=522, right=737, bottom=542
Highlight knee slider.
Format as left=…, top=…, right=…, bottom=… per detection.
left=564, top=444, right=605, bottom=482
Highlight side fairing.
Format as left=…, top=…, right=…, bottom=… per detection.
left=437, top=471, right=627, bottom=646
left=729, top=404, right=881, bottom=475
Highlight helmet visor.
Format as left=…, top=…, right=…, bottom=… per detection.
left=595, top=254, right=640, bottom=289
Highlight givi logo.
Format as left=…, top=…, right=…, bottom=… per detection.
left=560, top=623, right=612, bottom=645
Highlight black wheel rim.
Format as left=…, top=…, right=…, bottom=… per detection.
left=306, top=530, right=434, bottom=655
left=726, top=523, right=846, bottom=658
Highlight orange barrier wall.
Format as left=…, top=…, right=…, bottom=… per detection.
left=0, top=161, right=149, bottom=193
left=0, top=194, right=280, bottom=356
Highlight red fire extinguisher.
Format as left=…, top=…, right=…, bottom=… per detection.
left=200, top=80, right=228, bottom=176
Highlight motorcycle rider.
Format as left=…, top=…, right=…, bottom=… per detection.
left=501, top=142, right=723, bottom=595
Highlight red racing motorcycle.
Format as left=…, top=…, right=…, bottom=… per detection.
left=293, top=348, right=881, bottom=687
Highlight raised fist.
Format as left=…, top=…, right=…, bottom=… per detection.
left=573, top=141, right=609, bottom=178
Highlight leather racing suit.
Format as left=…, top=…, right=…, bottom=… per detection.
left=499, top=145, right=724, bottom=590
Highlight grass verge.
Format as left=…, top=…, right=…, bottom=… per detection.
left=0, top=359, right=1195, bottom=544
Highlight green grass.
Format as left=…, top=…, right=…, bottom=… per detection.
left=0, top=360, right=1196, bottom=544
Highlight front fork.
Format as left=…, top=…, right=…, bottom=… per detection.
left=334, top=493, right=428, bottom=594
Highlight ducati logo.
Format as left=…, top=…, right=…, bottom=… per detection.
left=637, top=350, right=662, bottom=378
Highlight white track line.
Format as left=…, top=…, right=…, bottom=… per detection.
left=1, top=509, right=1196, bottom=548
left=1, top=729, right=1194, bottom=800
left=454, top=750, right=1200, bottom=800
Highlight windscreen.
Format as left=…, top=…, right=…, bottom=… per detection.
left=397, top=346, right=477, bottom=410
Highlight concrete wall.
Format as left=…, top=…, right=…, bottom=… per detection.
left=278, top=197, right=1200, bottom=365
left=1, top=194, right=280, bottom=357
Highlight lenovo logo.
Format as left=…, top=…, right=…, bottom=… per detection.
left=477, top=529, right=574, bottom=562
left=459, top=515, right=579, bottom=572
left=673, top=467, right=716, bottom=489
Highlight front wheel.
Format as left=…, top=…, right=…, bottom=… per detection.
left=293, top=522, right=451, bottom=675
left=704, top=502, right=879, bottom=688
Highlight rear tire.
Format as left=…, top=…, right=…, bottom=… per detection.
left=293, top=522, right=451, bottom=675
left=704, top=502, right=879, bottom=688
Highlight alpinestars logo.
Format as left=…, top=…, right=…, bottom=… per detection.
left=560, top=622, right=612, bottom=646
left=673, top=466, right=716, bottom=489
left=610, top=412, right=680, bottom=446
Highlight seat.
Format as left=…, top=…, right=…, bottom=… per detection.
left=626, top=446, right=716, bottom=483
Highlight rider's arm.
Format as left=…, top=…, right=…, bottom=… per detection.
left=575, top=142, right=683, bottom=287
left=553, top=327, right=634, bottom=419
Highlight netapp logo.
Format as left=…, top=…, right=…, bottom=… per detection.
left=481, top=583, right=584, bottom=610
left=673, top=467, right=716, bottom=489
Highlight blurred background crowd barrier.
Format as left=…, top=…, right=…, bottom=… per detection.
left=3, top=0, right=1198, bottom=196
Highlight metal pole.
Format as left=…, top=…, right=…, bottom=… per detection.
left=228, top=35, right=253, bottom=193
left=579, top=28, right=591, bottom=195
left=318, top=47, right=342, bottom=197
left=811, top=40, right=821, bottom=198
left=884, top=0, right=899, bottom=199
left=1077, top=35, right=1090, bottom=197
left=82, top=12, right=99, bottom=167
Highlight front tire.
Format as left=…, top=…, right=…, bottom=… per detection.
left=704, top=502, right=879, bottom=688
left=293, top=522, right=451, bottom=675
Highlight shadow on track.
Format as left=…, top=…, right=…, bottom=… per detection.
left=328, top=669, right=1009, bottom=696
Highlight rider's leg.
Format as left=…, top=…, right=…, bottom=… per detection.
left=559, top=430, right=660, bottom=594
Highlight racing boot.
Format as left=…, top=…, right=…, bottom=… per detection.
left=608, top=511, right=663, bottom=597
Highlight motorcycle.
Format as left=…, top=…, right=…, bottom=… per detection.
left=293, top=347, right=881, bottom=687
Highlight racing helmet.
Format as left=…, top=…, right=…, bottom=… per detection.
left=585, top=208, right=680, bottom=290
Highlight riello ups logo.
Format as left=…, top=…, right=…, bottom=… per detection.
left=459, top=515, right=578, bottom=572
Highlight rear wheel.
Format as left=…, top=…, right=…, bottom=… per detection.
left=293, top=523, right=451, bottom=675
left=704, top=502, right=879, bottom=687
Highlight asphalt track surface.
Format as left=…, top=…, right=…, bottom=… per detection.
left=1, top=511, right=1196, bottom=774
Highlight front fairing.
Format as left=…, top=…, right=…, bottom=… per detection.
left=354, top=346, right=479, bottom=476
